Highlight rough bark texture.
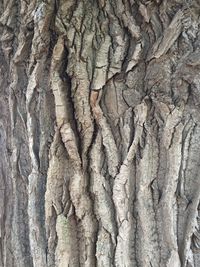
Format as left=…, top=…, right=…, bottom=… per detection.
left=1, top=0, right=200, bottom=266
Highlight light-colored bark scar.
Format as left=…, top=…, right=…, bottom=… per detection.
left=90, top=89, right=102, bottom=121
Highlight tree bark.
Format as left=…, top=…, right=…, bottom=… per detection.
left=1, top=0, right=200, bottom=266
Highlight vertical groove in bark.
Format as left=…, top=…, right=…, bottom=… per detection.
left=1, top=0, right=200, bottom=267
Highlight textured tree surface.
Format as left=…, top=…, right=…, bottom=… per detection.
left=1, top=0, right=200, bottom=266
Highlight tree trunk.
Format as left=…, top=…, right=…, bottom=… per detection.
left=1, top=0, right=200, bottom=266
